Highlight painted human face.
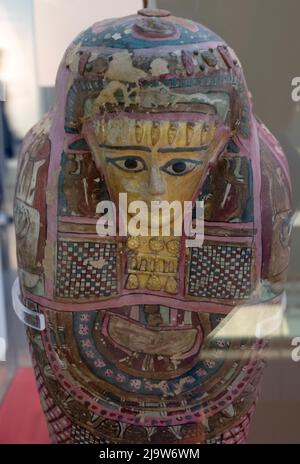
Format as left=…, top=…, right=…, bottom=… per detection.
left=84, top=115, right=229, bottom=228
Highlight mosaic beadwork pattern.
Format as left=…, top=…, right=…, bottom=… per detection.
left=56, top=240, right=118, bottom=298
left=188, top=244, right=252, bottom=299
left=207, top=402, right=256, bottom=444
left=71, top=425, right=106, bottom=444
left=34, top=360, right=72, bottom=444
left=27, top=309, right=266, bottom=444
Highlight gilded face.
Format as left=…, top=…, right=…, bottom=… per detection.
left=84, top=115, right=229, bottom=227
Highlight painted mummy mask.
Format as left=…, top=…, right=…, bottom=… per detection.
left=13, top=8, right=292, bottom=444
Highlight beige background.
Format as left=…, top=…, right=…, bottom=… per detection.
left=158, top=0, right=300, bottom=136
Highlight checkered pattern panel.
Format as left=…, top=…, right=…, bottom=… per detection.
left=71, top=424, right=106, bottom=444
left=33, top=360, right=72, bottom=444
left=56, top=240, right=118, bottom=298
left=207, top=403, right=255, bottom=444
left=188, top=244, right=252, bottom=299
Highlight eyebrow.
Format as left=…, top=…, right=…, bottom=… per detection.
left=99, top=144, right=208, bottom=153
left=158, top=145, right=208, bottom=153
left=99, top=144, right=151, bottom=152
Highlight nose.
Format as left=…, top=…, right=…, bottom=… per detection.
left=148, top=166, right=166, bottom=195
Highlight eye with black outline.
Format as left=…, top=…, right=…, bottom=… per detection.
left=161, top=159, right=203, bottom=176
left=106, top=156, right=147, bottom=173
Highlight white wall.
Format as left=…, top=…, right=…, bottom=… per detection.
left=33, top=0, right=143, bottom=87
left=0, top=0, right=39, bottom=137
